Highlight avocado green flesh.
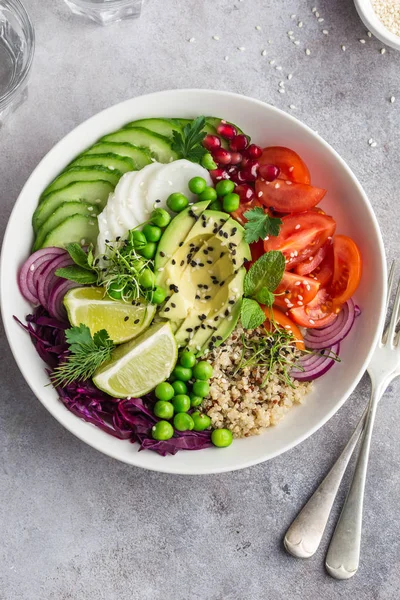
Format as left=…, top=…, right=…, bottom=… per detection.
left=198, top=297, right=243, bottom=357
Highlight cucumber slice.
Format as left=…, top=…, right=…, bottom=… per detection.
left=40, top=166, right=121, bottom=200
left=101, top=127, right=178, bottom=163
left=33, top=180, right=113, bottom=233
left=124, top=118, right=182, bottom=138
left=70, top=153, right=136, bottom=174
left=82, top=142, right=152, bottom=169
left=33, top=202, right=100, bottom=251
left=40, top=214, right=99, bottom=249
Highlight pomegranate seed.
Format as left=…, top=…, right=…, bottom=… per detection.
left=240, top=169, right=257, bottom=182
left=230, top=134, right=249, bottom=152
left=212, top=148, right=232, bottom=165
left=245, top=144, right=263, bottom=159
left=203, top=135, right=221, bottom=152
left=209, top=168, right=229, bottom=181
left=229, top=170, right=241, bottom=184
left=235, top=184, right=255, bottom=203
left=216, top=121, right=237, bottom=140
left=230, top=152, right=243, bottom=165
left=259, top=164, right=281, bottom=182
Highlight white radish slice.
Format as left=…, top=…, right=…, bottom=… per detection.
left=146, top=159, right=212, bottom=214
left=126, top=162, right=163, bottom=226
left=96, top=207, right=110, bottom=256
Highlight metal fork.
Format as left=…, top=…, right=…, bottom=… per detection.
left=284, top=262, right=400, bottom=579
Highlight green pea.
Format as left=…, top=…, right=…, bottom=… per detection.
left=172, top=380, right=188, bottom=395
left=216, top=179, right=235, bottom=197
left=151, top=286, right=166, bottom=305
left=209, top=199, right=222, bottom=211
left=152, top=420, right=174, bottom=441
left=143, top=224, right=162, bottom=243
left=190, top=394, right=203, bottom=408
left=188, top=176, right=207, bottom=195
left=192, top=380, right=210, bottom=398
left=199, top=187, right=217, bottom=202
left=173, top=413, right=194, bottom=432
left=153, top=400, right=174, bottom=420
left=155, top=382, right=175, bottom=402
left=172, top=394, right=191, bottom=413
left=132, top=258, right=147, bottom=273
left=192, top=360, right=213, bottom=381
left=222, top=192, right=240, bottom=213
left=107, top=281, right=125, bottom=300
left=129, top=230, right=147, bottom=249
left=139, top=268, right=156, bottom=289
left=211, top=428, right=233, bottom=447
left=172, top=365, right=192, bottom=382
left=167, top=192, right=189, bottom=213
left=192, top=411, right=211, bottom=431
left=151, top=208, right=171, bottom=228
left=139, top=242, right=157, bottom=260
left=179, top=351, right=196, bottom=369
left=201, top=152, right=217, bottom=170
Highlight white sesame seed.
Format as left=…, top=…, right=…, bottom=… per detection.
left=312, top=7, right=317, bottom=13
left=294, top=40, right=300, bottom=45
left=269, top=59, right=275, bottom=65
left=315, top=11, right=320, bottom=17
left=158, top=267, right=164, bottom=272
left=255, top=25, right=262, bottom=30
left=278, top=88, right=285, bottom=94
left=295, top=224, right=301, bottom=229
left=291, top=14, right=296, bottom=19
left=258, top=191, right=263, bottom=197
left=29, top=264, right=35, bottom=271
left=288, top=30, right=294, bottom=35
left=224, top=56, right=229, bottom=61
left=261, top=49, right=267, bottom=56
left=188, top=37, right=195, bottom=43
left=275, top=182, right=281, bottom=188
left=305, top=48, right=311, bottom=55
left=289, top=35, right=295, bottom=41
left=80, top=239, right=86, bottom=245
left=289, top=166, right=294, bottom=172
left=285, top=180, right=292, bottom=185
left=238, top=46, right=246, bottom=51
left=371, top=141, right=377, bottom=147
left=341, top=45, right=346, bottom=51
left=298, top=295, right=303, bottom=300
left=306, top=284, right=311, bottom=291
left=308, top=256, right=313, bottom=261
left=298, top=21, right=303, bottom=28
left=359, top=39, right=366, bottom=44
left=309, top=319, right=315, bottom=324
left=295, top=281, right=301, bottom=286
left=213, top=35, right=220, bottom=40
left=323, top=29, right=328, bottom=35
left=279, top=81, right=285, bottom=87
left=318, top=17, right=324, bottom=22
left=368, top=138, right=374, bottom=145
left=367, top=31, right=372, bottom=38
left=380, top=48, right=386, bottom=54
left=265, top=236, right=269, bottom=241
left=276, top=65, right=283, bottom=70
left=268, top=39, right=273, bottom=44
left=287, top=73, right=293, bottom=80
left=390, top=96, right=396, bottom=103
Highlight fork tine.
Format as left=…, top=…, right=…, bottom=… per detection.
left=386, top=277, right=400, bottom=345
left=386, top=261, right=396, bottom=312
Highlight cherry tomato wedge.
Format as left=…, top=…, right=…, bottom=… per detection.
left=311, top=243, right=334, bottom=287
left=294, top=241, right=330, bottom=276
left=256, top=179, right=327, bottom=214
left=247, top=239, right=264, bottom=269
left=289, top=288, right=337, bottom=328
left=329, top=235, right=362, bottom=309
left=264, top=211, right=336, bottom=268
left=274, top=271, right=320, bottom=310
left=258, top=146, right=311, bottom=184
left=263, top=306, right=305, bottom=350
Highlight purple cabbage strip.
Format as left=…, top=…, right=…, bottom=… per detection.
left=15, top=307, right=212, bottom=456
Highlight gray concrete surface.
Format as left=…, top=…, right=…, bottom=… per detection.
left=1, top=0, right=400, bottom=598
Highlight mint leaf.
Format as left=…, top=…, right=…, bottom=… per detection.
left=244, top=251, right=285, bottom=297
left=65, top=243, right=93, bottom=270
left=55, top=265, right=98, bottom=284
left=240, top=298, right=266, bottom=329
left=171, top=116, right=208, bottom=163
left=243, top=207, right=282, bottom=244
left=254, top=288, right=275, bottom=307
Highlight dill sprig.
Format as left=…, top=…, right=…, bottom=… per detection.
left=51, top=325, right=115, bottom=388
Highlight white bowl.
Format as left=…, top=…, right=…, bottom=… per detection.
left=354, top=0, right=400, bottom=51
left=1, top=89, right=387, bottom=474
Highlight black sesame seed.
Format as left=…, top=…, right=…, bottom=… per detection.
left=102, top=255, right=107, bottom=261
left=164, top=307, right=170, bottom=313
left=207, top=260, right=213, bottom=264
left=214, top=316, right=219, bottom=322
left=159, top=251, right=166, bottom=257
left=180, top=260, right=184, bottom=267
left=219, top=280, right=225, bottom=287
left=211, top=336, right=216, bottom=342
left=198, top=262, right=204, bottom=267
left=165, top=295, right=170, bottom=301
left=199, top=314, right=207, bottom=321
left=191, top=260, right=197, bottom=267
left=205, top=295, right=211, bottom=300
left=116, top=236, right=121, bottom=242
left=179, top=241, right=183, bottom=247
left=220, top=252, right=225, bottom=258
left=231, top=228, right=237, bottom=236
left=134, top=318, right=140, bottom=324
left=218, top=230, right=224, bottom=237
left=171, top=302, right=176, bottom=308
left=233, top=259, right=237, bottom=265
left=171, top=259, right=175, bottom=265
left=203, top=249, right=209, bottom=255
left=232, top=249, right=237, bottom=256
left=186, top=328, right=193, bottom=332
left=224, top=309, right=230, bottom=316
left=203, top=284, right=209, bottom=289
left=202, top=222, right=207, bottom=228
left=208, top=246, right=214, bottom=251
left=124, top=316, right=129, bottom=322
left=105, top=239, right=109, bottom=243
left=195, top=295, right=200, bottom=300
left=229, top=300, right=235, bottom=305
left=194, top=325, right=200, bottom=331
left=217, top=336, right=223, bottom=340
left=156, top=199, right=161, bottom=203
left=207, top=325, right=213, bottom=329
left=223, top=232, right=229, bottom=239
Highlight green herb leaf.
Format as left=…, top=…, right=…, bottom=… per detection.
left=65, top=243, right=93, bottom=270
left=55, top=265, right=98, bottom=284
left=240, top=298, right=266, bottom=329
left=51, top=324, right=115, bottom=388
left=87, top=245, right=94, bottom=268
left=244, top=250, right=285, bottom=297
left=254, top=287, right=275, bottom=307
left=171, top=116, right=208, bottom=163
left=243, top=207, right=282, bottom=244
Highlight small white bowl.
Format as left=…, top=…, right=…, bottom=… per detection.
left=0, top=89, right=387, bottom=474
left=354, top=0, right=400, bottom=51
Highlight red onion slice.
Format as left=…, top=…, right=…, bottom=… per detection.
left=18, top=247, right=66, bottom=304
left=303, top=299, right=356, bottom=349
left=37, top=255, right=74, bottom=309
left=291, top=342, right=340, bottom=381
left=48, top=279, right=80, bottom=321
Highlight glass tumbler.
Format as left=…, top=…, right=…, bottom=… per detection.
left=0, top=0, right=34, bottom=126
left=63, top=0, right=144, bottom=25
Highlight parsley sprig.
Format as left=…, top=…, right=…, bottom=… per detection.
left=171, top=116, right=208, bottom=163
left=51, top=325, right=115, bottom=387
left=243, top=207, right=282, bottom=244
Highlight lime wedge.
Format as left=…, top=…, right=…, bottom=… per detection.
left=64, top=287, right=156, bottom=344
left=93, top=322, right=178, bottom=398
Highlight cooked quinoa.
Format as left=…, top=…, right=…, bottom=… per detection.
left=203, top=325, right=312, bottom=438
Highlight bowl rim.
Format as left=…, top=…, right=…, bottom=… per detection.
left=1, top=89, right=387, bottom=474
left=354, top=0, right=400, bottom=51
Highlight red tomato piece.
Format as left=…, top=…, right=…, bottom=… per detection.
left=263, top=306, right=305, bottom=350
left=231, top=197, right=262, bottom=225
left=258, top=146, right=311, bottom=184
left=255, top=179, right=326, bottom=214
left=274, top=271, right=320, bottom=310
left=329, top=235, right=362, bottom=308
left=294, top=241, right=330, bottom=276
left=289, top=288, right=338, bottom=328
left=311, top=243, right=334, bottom=287
left=264, top=211, right=336, bottom=268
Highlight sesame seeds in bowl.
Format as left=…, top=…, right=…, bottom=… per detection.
left=354, top=0, right=400, bottom=51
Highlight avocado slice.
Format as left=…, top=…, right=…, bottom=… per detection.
left=198, top=297, right=243, bottom=357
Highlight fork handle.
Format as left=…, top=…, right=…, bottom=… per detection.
left=325, top=381, right=387, bottom=579
left=284, top=407, right=367, bottom=558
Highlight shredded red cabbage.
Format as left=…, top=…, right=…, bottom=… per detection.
left=15, top=307, right=212, bottom=456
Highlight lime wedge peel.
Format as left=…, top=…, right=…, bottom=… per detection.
left=93, top=322, right=178, bottom=398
